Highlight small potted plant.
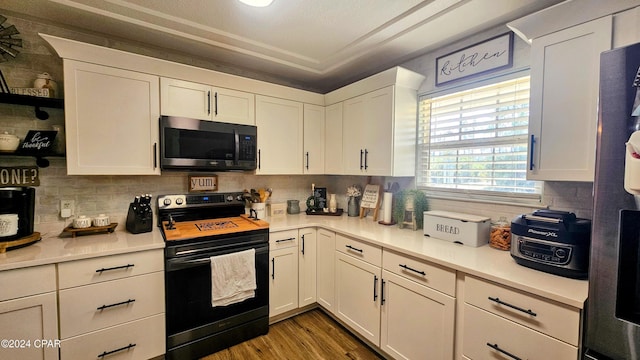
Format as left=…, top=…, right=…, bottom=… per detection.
left=393, top=189, right=428, bottom=230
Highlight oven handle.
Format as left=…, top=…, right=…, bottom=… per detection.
left=173, top=239, right=267, bottom=257
left=167, top=243, right=268, bottom=271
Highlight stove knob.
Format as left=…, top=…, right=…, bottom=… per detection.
left=236, top=194, right=243, bottom=201
left=163, top=198, right=172, bottom=206
left=226, top=195, right=234, bottom=202
left=175, top=198, right=184, bottom=205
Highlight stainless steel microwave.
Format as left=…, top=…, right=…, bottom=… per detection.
left=160, top=116, right=257, bottom=171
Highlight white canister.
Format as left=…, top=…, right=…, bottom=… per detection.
left=73, top=215, right=92, bottom=229
left=251, top=202, right=266, bottom=220
left=93, top=214, right=110, bottom=227
left=0, top=214, right=19, bottom=237
left=33, top=72, right=59, bottom=98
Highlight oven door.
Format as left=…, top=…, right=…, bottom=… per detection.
left=165, top=236, right=269, bottom=351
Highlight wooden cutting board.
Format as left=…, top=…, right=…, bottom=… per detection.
left=162, top=215, right=268, bottom=242
left=0, top=232, right=41, bottom=253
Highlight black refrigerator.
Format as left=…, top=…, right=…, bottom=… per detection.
left=583, top=41, right=640, bottom=360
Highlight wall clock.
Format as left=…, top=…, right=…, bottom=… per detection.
left=0, top=14, right=22, bottom=62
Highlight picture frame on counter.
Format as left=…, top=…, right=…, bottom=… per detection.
left=436, top=32, right=514, bottom=86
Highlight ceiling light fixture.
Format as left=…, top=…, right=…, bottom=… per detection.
left=238, top=0, right=273, bottom=7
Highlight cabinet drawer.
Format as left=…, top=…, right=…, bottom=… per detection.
left=58, top=249, right=163, bottom=289
left=60, top=313, right=165, bottom=360
left=464, top=275, right=580, bottom=345
left=0, top=265, right=56, bottom=301
left=382, top=249, right=455, bottom=297
left=59, top=272, right=165, bottom=338
left=336, top=234, right=381, bottom=266
left=269, top=229, right=299, bottom=249
left=463, top=304, right=577, bottom=360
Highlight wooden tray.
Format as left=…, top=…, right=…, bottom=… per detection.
left=63, top=223, right=118, bottom=238
left=0, top=232, right=41, bottom=253
left=306, top=209, right=343, bottom=216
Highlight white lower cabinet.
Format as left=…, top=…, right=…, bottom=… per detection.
left=56, top=250, right=165, bottom=360
left=269, top=230, right=299, bottom=317
left=316, top=229, right=336, bottom=313
left=298, top=227, right=317, bottom=307
left=462, top=275, right=580, bottom=360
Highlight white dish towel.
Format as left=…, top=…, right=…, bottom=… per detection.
left=210, top=248, right=256, bottom=307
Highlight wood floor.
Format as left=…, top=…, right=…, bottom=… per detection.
left=200, top=309, right=384, bottom=360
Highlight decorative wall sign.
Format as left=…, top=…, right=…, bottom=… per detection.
left=0, top=14, right=22, bottom=63
left=19, top=130, right=56, bottom=154
left=436, top=32, right=514, bottom=86
left=188, top=175, right=218, bottom=192
left=0, top=166, right=39, bottom=187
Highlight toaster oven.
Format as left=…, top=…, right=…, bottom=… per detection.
left=510, top=209, right=591, bottom=279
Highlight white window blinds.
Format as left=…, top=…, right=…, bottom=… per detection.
left=417, top=76, right=541, bottom=201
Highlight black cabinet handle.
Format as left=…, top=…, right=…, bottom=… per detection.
left=364, top=149, right=368, bottom=170
left=301, top=234, right=305, bottom=255
left=486, top=343, right=522, bottom=360
left=276, top=237, right=296, bottom=243
left=381, top=279, right=386, bottom=305
left=399, top=264, right=426, bottom=276
left=360, top=149, right=364, bottom=170
left=271, top=258, right=275, bottom=279
left=258, top=149, right=261, bottom=169
left=207, top=91, right=211, bottom=115
left=98, top=343, right=136, bottom=358
left=488, top=297, right=537, bottom=317
left=529, top=134, right=535, bottom=170
left=214, top=92, right=218, bottom=115
left=373, top=275, right=378, bottom=302
left=153, top=143, right=157, bottom=169
left=97, top=298, right=135, bottom=311
left=305, top=152, right=309, bottom=170
left=346, top=245, right=363, bottom=253
left=95, top=264, right=134, bottom=273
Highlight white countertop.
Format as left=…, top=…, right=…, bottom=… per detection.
left=0, top=228, right=165, bottom=272
left=267, top=214, right=588, bottom=309
left=0, top=214, right=588, bottom=309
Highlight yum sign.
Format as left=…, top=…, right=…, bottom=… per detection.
left=0, top=166, right=40, bottom=187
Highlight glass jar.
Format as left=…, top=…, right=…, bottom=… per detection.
left=490, top=216, right=511, bottom=250
left=286, top=200, right=300, bottom=214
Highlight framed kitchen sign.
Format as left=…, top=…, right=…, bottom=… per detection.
left=436, top=32, right=514, bottom=86
left=188, top=175, right=218, bottom=192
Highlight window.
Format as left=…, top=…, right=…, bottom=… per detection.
left=416, top=76, right=541, bottom=203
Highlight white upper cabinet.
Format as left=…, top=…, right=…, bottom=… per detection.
left=326, top=67, right=424, bottom=176
left=303, top=104, right=325, bottom=174
left=324, top=103, right=344, bottom=175
left=255, top=95, right=304, bottom=174
left=526, top=16, right=612, bottom=181
left=160, top=78, right=255, bottom=125
left=64, top=60, right=160, bottom=175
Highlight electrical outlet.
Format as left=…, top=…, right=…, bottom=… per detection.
left=60, top=200, right=74, bottom=218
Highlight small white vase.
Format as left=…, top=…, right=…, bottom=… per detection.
left=329, top=194, right=337, bottom=213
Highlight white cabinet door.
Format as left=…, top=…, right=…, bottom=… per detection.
left=64, top=60, right=160, bottom=175
left=255, top=96, right=304, bottom=174
left=342, top=94, right=367, bottom=175
left=212, top=87, right=255, bottom=125
left=335, top=251, right=381, bottom=345
left=316, top=229, right=336, bottom=313
left=528, top=16, right=612, bottom=181
left=0, top=292, right=59, bottom=360
left=362, top=87, right=393, bottom=176
left=324, top=102, right=344, bottom=174
left=380, top=270, right=455, bottom=360
left=303, top=104, right=325, bottom=174
left=269, top=247, right=298, bottom=317
left=298, top=227, right=317, bottom=307
left=160, top=78, right=212, bottom=120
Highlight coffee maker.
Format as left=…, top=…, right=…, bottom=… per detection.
left=0, top=187, right=36, bottom=242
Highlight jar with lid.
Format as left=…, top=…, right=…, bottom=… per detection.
left=286, top=200, right=300, bottom=214
left=490, top=216, right=511, bottom=250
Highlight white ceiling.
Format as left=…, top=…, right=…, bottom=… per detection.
left=2, top=0, right=564, bottom=92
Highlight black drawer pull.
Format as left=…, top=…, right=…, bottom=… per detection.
left=373, top=275, right=378, bottom=302
left=98, top=343, right=136, bottom=358
left=486, top=343, right=522, bottom=360
left=381, top=279, right=386, bottom=305
left=95, top=264, right=134, bottom=273
left=276, top=237, right=296, bottom=243
left=271, top=258, right=275, bottom=279
left=97, top=299, right=136, bottom=311
left=346, top=245, right=363, bottom=253
left=301, top=234, right=305, bottom=255
left=399, top=264, right=426, bottom=276
left=488, top=297, right=537, bottom=317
